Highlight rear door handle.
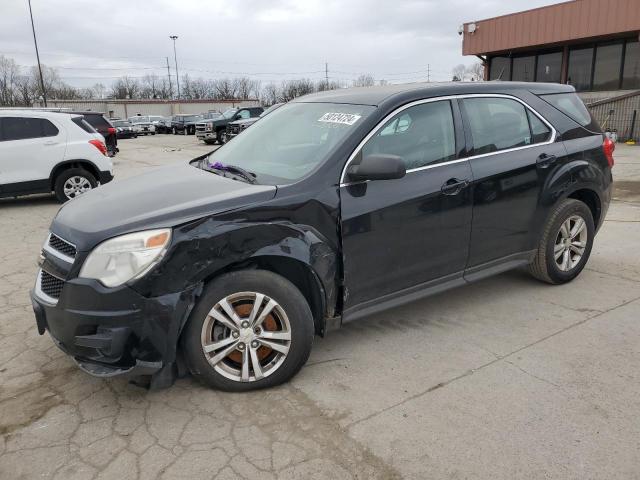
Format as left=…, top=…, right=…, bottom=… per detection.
left=441, top=178, right=469, bottom=195
left=43, top=140, right=58, bottom=146
left=536, top=153, right=557, bottom=168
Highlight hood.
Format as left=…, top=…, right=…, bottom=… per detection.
left=52, top=161, right=277, bottom=251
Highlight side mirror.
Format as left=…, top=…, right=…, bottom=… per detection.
left=347, top=154, right=406, bottom=182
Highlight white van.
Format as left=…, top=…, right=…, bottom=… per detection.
left=0, top=110, right=113, bottom=202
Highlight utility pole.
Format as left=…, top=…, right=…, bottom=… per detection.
left=325, top=62, right=329, bottom=89
left=169, top=35, right=180, bottom=99
left=166, top=56, right=173, bottom=98
left=28, top=0, right=47, bottom=107
left=427, top=64, right=431, bottom=83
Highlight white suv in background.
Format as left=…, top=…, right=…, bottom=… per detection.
left=0, top=110, right=113, bottom=202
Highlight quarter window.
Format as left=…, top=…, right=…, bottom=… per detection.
left=463, top=98, right=533, bottom=154
left=527, top=110, right=552, bottom=143
left=0, top=117, right=59, bottom=142
left=362, top=101, right=456, bottom=170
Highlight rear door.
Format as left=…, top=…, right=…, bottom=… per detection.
left=0, top=116, right=66, bottom=192
left=340, top=99, right=473, bottom=311
left=460, top=95, right=567, bottom=274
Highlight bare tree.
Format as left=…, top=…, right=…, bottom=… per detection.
left=261, top=83, right=279, bottom=106
left=91, top=83, right=106, bottom=99
left=279, top=79, right=315, bottom=102
left=110, top=76, right=140, bottom=99
left=452, top=64, right=467, bottom=82
left=353, top=74, right=375, bottom=87
left=0, top=55, right=21, bottom=106
left=466, top=62, right=485, bottom=81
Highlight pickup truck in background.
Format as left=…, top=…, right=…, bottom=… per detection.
left=171, top=114, right=203, bottom=135
left=195, top=106, right=263, bottom=144
left=225, top=103, right=283, bottom=141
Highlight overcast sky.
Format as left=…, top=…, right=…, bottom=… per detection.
left=1, top=0, right=568, bottom=88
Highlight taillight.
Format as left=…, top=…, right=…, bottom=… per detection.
left=89, top=139, right=107, bottom=156
left=107, top=127, right=116, bottom=135
left=603, top=136, right=615, bottom=168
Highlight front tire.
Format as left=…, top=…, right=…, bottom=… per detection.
left=181, top=270, right=314, bottom=391
left=528, top=199, right=595, bottom=284
left=53, top=168, right=97, bottom=202
left=216, top=129, right=226, bottom=145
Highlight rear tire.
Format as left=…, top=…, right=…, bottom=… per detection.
left=528, top=199, right=594, bottom=284
left=181, top=270, right=314, bottom=391
left=53, top=168, right=97, bottom=203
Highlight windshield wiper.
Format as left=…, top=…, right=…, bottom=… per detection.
left=207, top=161, right=258, bottom=184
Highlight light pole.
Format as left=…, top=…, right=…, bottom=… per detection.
left=169, top=35, right=180, bottom=100
left=28, top=0, right=47, bottom=107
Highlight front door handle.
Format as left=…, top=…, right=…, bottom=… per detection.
left=43, top=140, right=58, bottom=146
left=441, top=178, right=469, bottom=195
left=536, top=153, right=557, bottom=168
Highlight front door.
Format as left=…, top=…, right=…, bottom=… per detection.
left=340, top=99, right=473, bottom=313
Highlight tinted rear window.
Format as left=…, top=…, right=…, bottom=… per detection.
left=82, top=115, right=110, bottom=130
left=540, top=93, right=593, bottom=127
left=72, top=117, right=97, bottom=133
left=0, top=117, right=59, bottom=141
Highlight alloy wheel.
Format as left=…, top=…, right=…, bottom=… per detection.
left=63, top=176, right=92, bottom=199
left=554, top=215, right=588, bottom=272
left=200, top=292, right=292, bottom=382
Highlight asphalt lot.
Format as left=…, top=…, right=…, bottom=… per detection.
left=1, top=133, right=639, bottom=479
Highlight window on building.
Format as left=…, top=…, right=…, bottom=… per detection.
left=593, top=42, right=623, bottom=91
left=536, top=51, right=562, bottom=83
left=362, top=101, right=456, bottom=170
left=512, top=56, right=536, bottom=82
left=567, top=47, right=594, bottom=92
left=623, top=40, right=640, bottom=89
left=463, top=98, right=532, bottom=155
left=489, top=57, right=511, bottom=80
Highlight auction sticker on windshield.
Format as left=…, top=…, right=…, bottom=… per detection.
left=318, top=112, right=362, bottom=126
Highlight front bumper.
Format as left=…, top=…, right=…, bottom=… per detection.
left=196, top=129, right=215, bottom=140
left=31, top=274, right=196, bottom=380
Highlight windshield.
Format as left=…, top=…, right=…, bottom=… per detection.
left=260, top=103, right=282, bottom=117
left=130, top=116, right=148, bottom=123
left=113, top=121, right=130, bottom=127
left=206, top=102, right=375, bottom=185
left=222, top=109, right=238, bottom=119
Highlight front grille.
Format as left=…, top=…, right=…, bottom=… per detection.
left=49, top=234, right=77, bottom=258
left=40, top=270, right=64, bottom=299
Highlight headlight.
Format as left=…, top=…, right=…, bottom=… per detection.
left=79, top=229, right=171, bottom=287
left=208, top=122, right=213, bottom=128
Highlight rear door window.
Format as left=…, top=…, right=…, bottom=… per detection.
left=463, top=98, right=533, bottom=155
left=0, top=117, right=59, bottom=142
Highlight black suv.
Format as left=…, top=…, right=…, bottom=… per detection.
left=171, top=114, right=202, bottom=135
left=69, top=111, right=118, bottom=156
left=31, top=82, right=613, bottom=391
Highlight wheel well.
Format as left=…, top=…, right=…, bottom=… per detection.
left=206, top=256, right=326, bottom=335
left=50, top=161, right=100, bottom=189
left=568, top=189, right=601, bottom=226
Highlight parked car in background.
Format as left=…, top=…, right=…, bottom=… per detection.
left=0, top=109, right=113, bottom=202
left=225, top=103, right=283, bottom=141
left=196, top=107, right=263, bottom=144
left=111, top=120, right=137, bottom=139
left=128, top=116, right=156, bottom=135
left=29, top=82, right=614, bottom=390
left=155, top=117, right=173, bottom=134
left=67, top=111, right=117, bottom=157
left=171, top=114, right=202, bottom=135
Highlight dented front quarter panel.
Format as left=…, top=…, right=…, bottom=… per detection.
left=131, top=184, right=343, bottom=328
